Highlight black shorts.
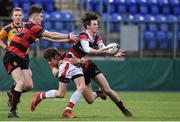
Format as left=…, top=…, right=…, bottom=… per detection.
left=59, top=77, right=71, bottom=84
left=84, top=61, right=101, bottom=85
left=59, top=74, right=83, bottom=84
left=25, top=54, right=30, bottom=66
left=3, top=51, right=29, bottom=75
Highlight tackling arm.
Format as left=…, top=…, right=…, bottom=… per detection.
left=41, top=30, right=79, bottom=42
left=42, top=36, right=70, bottom=43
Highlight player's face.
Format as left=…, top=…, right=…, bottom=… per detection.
left=36, top=13, right=44, bottom=25
left=50, top=58, right=59, bottom=65
left=87, top=20, right=99, bottom=34
left=50, top=55, right=60, bottom=65
left=11, top=11, right=23, bottom=25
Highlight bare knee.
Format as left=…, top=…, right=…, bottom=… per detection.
left=24, top=83, right=33, bottom=91
left=15, top=80, right=25, bottom=88
left=77, top=84, right=86, bottom=93
left=83, top=96, right=94, bottom=104
left=86, top=100, right=94, bottom=104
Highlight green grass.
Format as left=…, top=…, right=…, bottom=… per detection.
left=0, top=92, right=180, bottom=121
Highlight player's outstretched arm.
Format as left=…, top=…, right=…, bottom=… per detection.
left=81, top=40, right=106, bottom=54
left=42, top=37, right=69, bottom=43
left=41, top=30, right=79, bottom=42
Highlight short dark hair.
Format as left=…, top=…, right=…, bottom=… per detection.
left=81, top=11, right=98, bottom=29
left=28, top=4, right=44, bottom=17
left=10, top=7, right=23, bottom=16
left=43, top=47, right=60, bottom=61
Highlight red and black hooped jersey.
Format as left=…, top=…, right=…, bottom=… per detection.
left=7, top=21, right=45, bottom=58
left=69, top=31, right=103, bottom=58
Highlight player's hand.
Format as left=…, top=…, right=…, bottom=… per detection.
left=69, top=57, right=80, bottom=65
left=97, top=48, right=107, bottom=54
left=68, top=32, right=80, bottom=43
left=114, top=49, right=125, bottom=57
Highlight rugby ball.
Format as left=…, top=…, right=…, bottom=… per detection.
left=105, top=43, right=120, bottom=55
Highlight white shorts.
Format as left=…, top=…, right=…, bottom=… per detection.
left=58, top=61, right=83, bottom=80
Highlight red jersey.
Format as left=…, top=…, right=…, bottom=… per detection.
left=7, top=21, right=45, bottom=58
left=69, top=31, right=103, bottom=58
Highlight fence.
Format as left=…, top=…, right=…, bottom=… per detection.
left=1, top=57, right=180, bottom=91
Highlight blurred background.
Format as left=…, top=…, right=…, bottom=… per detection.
left=0, top=0, right=180, bottom=91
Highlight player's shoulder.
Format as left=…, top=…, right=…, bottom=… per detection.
left=79, top=31, right=89, bottom=39
left=25, top=21, right=42, bottom=29
left=1, top=23, right=12, bottom=32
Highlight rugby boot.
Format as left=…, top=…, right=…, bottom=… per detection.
left=122, top=108, right=133, bottom=117
left=62, top=109, right=78, bottom=118
left=8, top=111, right=20, bottom=118
left=31, top=92, right=42, bottom=112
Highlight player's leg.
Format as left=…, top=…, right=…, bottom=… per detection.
left=85, top=61, right=107, bottom=100
left=41, top=82, right=68, bottom=99
left=3, top=52, right=26, bottom=118
left=82, top=83, right=98, bottom=104
left=58, top=63, right=85, bottom=118
left=7, top=82, right=16, bottom=107
left=7, top=55, right=32, bottom=107
left=30, top=82, right=68, bottom=112
left=8, top=54, right=32, bottom=95
left=94, top=73, right=133, bottom=117
left=8, top=68, right=26, bottom=118
left=22, top=69, right=33, bottom=92
left=62, top=76, right=86, bottom=118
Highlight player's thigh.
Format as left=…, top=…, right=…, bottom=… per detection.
left=94, top=73, right=111, bottom=91
left=28, top=68, right=32, bottom=76
left=11, top=67, right=25, bottom=86
left=22, top=69, right=33, bottom=88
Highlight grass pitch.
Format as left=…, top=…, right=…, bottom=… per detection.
left=0, top=92, right=180, bottom=121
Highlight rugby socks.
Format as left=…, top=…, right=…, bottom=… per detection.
left=10, top=84, right=15, bottom=93
left=65, top=91, right=82, bottom=111
left=40, top=92, right=46, bottom=100
left=65, top=102, right=75, bottom=112
left=10, top=90, right=21, bottom=112
left=116, top=101, right=126, bottom=111
left=39, top=90, right=57, bottom=100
